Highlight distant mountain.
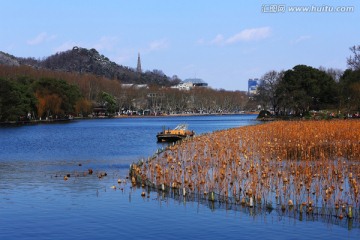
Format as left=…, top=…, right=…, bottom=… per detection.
left=1, top=47, right=179, bottom=86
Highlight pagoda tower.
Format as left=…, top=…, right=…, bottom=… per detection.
left=136, top=52, right=142, bottom=73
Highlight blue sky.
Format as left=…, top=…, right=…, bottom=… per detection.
left=1, top=0, right=359, bottom=91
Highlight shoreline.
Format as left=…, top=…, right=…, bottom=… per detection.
left=112, top=111, right=259, bottom=118
left=0, top=118, right=73, bottom=126
left=0, top=112, right=259, bottom=126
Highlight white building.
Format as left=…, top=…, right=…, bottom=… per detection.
left=171, top=78, right=208, bottom=90
left=121, top=84, right=148, bottom=89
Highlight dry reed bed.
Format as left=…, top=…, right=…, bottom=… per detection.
left=132, top=120, right=360, bottom=214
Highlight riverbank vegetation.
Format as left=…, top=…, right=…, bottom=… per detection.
left=1, top=45, right=360, bottom=122
left=256, top=45, right=360, bottom=118
left=0, top=65, right=248, bottom=122
left=131, top=120, right=360, bottom=217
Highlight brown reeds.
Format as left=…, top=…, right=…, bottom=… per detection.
left=133, top=120, right=360, bottom=214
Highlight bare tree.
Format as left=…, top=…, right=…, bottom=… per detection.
left=319, top=66, right=344, bottom=82
left=257, top=70, right=283, bottom=113
left=347, top=45, right=360, bottom=70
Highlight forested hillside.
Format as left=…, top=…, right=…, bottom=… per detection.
left=1, top=47, right=179, bottom=86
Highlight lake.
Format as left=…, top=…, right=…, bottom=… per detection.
left=0, top=115, right=358, bottom=239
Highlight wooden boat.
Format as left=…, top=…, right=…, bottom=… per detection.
left=156, top=124, right=194, bottom=142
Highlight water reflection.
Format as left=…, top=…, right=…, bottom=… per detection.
left=0, top=115, right=259, bottom=162
left=133, top=184, right=360, bottom=231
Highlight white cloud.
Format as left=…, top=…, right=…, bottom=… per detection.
left=210, top=34, right=224, bottom=45
left=291, top=35, right=311, bottom=45
left=226, top=27, right=271, bottom=44
left=147, top=39, right=168, bottom=52
left=27, top=32, right=56, bottom=45
left=202, top=27, right=271, bottom=46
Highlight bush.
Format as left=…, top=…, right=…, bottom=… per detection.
left=257, top=110, right=271, bottom=119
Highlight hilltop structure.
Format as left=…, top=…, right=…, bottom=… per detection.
left=136, top=52, right=142, bottom=73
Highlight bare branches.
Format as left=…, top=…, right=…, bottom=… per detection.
left=347, top=45, right=360, bottom=70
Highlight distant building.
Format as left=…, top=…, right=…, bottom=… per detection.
left=248, top=78, right=260, bottom=95
left=184, top=78, right=208, bottom=87
left=121, top=84, right=148, bottom=89
left=172, top=78, right=208, bottom=90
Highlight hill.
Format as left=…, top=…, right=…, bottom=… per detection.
left=0, top=47, right=178, bottom=86
left=0, top=51, right=20, bottom=66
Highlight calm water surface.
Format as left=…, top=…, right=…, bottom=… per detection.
left=0, top=115, right=358, bottom=239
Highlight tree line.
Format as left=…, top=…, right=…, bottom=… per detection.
left=0, top=65, right=249, bottom=122
left=256, top=45, right=360, bottom=117
left=2, top=44, right=359, bottom=122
